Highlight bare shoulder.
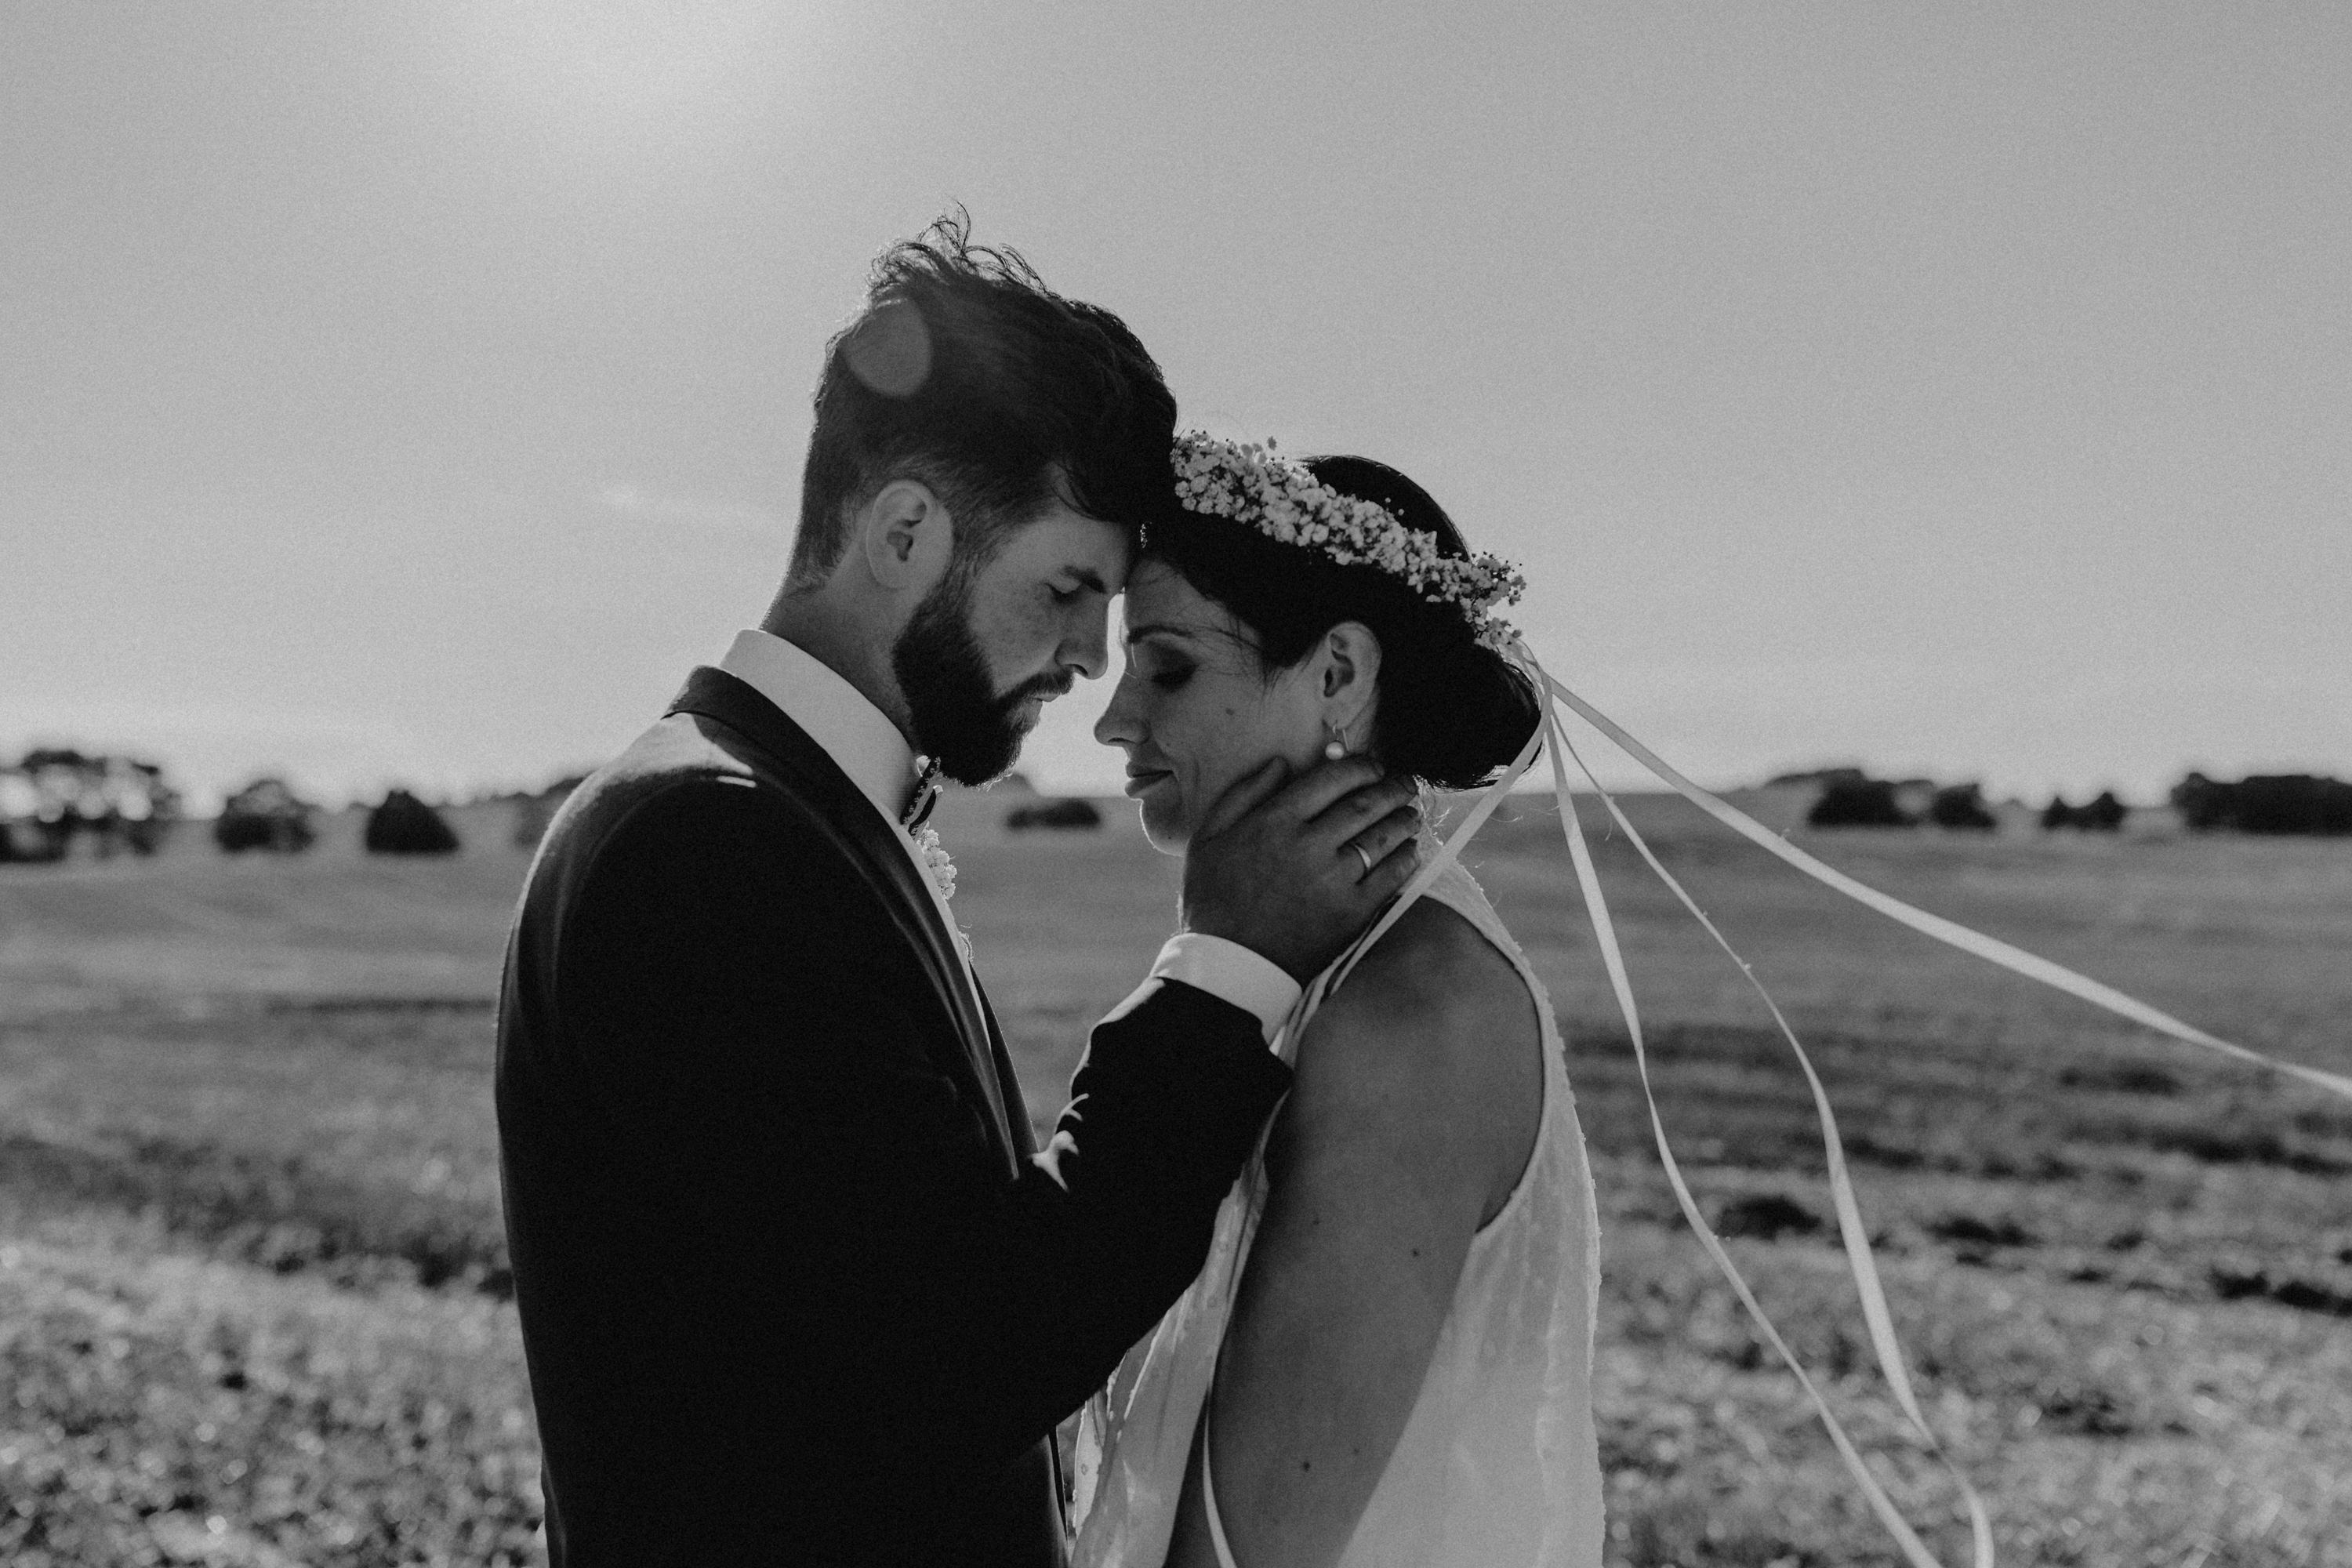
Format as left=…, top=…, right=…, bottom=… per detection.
left=1306, top=896, right=1537, bottom=1073
left=1282, top=898, right=1542, bottom=1210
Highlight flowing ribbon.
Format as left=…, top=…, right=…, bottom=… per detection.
left=1534, top=680, right=1990, bottom=1568
left=1313, top=641, right=2347, bottom=1566
left=1536, top=670, right=2352, bottom=1104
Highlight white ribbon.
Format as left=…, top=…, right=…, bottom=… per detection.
left=1534, top=677, right=1991, bottom=1568
left=1314, top=641, right=2347, bottom=1566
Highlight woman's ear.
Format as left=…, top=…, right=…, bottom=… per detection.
left=1316, top=621, right=1382, bottom=740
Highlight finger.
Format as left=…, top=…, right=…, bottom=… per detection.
left=1345, top=804, right=1424, bottom=872
left=1268, top=754, right=1388, bottom=824
left=1359, top=829, right=1423, bottom=897
left=1195, top=757, right=1291, bottom=840
left=1305, top=773, right=1419, bottom=842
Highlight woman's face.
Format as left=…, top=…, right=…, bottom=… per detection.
left=1094, top=561, right=1330, bottom=852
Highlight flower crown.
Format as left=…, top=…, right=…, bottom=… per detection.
left=1168, top=431, right=1526, bottom=654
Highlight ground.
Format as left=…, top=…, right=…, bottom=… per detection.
left=1, top=793, right=2347, bottom=1566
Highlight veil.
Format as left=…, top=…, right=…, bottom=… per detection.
left=1077, top=636, right=2352, bottom=1568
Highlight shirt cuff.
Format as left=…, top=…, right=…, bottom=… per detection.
left=1102, top=932, right=1299, bottom=1045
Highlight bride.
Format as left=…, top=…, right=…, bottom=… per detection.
left=1075, top=437, right=1603, bottom=1568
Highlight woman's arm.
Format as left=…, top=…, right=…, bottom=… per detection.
left=1165, top=898, right=1543, bottom=1568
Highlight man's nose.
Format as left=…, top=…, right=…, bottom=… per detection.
left=1063, top=601, right=1111, bottom=682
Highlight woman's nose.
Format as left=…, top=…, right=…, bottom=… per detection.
left=1094, top=675, right=1142, bottom=748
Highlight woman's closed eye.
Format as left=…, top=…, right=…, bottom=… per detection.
left=1144, top=659, right=1194, bottom=691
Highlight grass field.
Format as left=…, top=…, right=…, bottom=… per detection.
left=2, top=793, right=2349, bottom=1566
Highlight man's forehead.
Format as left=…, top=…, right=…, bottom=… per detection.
left=1119, top=560, right=1213, bottom=622
left=1012, top=501, right=1132, bottom=581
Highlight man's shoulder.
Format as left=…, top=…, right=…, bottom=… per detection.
left=537, top=717, right=731, bottom=848
left=578, top=695, right=861, bottom=829
left=527, top=711, right=851, bottom=908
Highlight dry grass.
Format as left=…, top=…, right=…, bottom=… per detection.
left=2, top=793, right=2348, bottom=1564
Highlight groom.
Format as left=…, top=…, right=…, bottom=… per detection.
left=495, top=220, right=1423, bottom=1566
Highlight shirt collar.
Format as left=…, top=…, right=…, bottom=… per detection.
left=716, top=630, right=924, bottom=828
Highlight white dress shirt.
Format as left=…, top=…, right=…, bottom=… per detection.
left=714, top=630, right=1301, bottom=1042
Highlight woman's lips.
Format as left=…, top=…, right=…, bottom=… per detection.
left=1122, top=769, right=1172, bottom=798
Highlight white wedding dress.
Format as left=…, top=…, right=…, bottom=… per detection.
left=1073, top=859, right=1605, bottom=1568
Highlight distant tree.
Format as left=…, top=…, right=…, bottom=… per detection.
left=0, top=768, right=46, bottom=862
left=2168, top=772, right=2351, bottom=835
left=215, top=777, right=318, bottom=854
left=1928, top=782, right=1997, bottom=831
left=2079, top=790, right=2128, bottom=832
left=366, top=789, right=461, bottom=855
left=2169, top=771, right=2232, bottom=831
left=1766, top=765, right=1870, bottom=789
left=93, top=757, right=180, bottom=856
left=8, top=749, right=182, bottom=858
left=1806, top=777, right=1914, bottom=828
left=2235, top=775, right=2352, bottom=836
left=2042, top=790, right=2128, bottom=832
left=1005, top=797, right=1102, bottom=831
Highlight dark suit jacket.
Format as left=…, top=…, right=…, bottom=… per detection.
left=495, top=666, right=1292, bottom=1566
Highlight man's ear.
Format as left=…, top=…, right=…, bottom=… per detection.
left=858, top=478, right=954, bottom=593
left=1318, top=621, right=1382, bottom=736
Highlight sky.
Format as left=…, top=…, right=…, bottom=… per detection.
left=4, top=2, right=2347, bottom=810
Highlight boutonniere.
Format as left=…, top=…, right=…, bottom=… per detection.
left=899, top=754, right=955, bottom=902
left=910, top=823, right=956, bottom=902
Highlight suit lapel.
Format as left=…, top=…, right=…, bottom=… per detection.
left=666, top=666, right=1020, bottom=1171
left=975, top=979, right=1036, bottom=1156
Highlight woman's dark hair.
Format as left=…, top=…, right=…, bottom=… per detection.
left=790, top=209, right=1176, bottom=587
left=1142, top=455, right=1541, bottom=790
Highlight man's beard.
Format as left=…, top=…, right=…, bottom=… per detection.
left=891, top=572, right=1069, bottom=786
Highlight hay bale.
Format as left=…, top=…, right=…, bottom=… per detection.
left=365, top=789, right=460, bottom=855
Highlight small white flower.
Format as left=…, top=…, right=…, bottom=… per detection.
left=1166, top=430, right=1526, bottom=652
left=911, top=825, right=956, bottom=902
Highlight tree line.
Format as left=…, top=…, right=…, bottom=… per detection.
left=0, top=752, right=503, bottom=862
left=0, top=749, right=179, bottom=862
left=1791, top=767, right=2352, bottom=835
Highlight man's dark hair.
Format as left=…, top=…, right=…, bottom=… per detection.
left=789, top=211, right=1178, bottom=588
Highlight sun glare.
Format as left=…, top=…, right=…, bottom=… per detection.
left=437, top=2, right=812, bottom=162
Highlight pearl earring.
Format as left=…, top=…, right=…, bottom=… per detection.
left=1322, top=722, right=1348, bottom=762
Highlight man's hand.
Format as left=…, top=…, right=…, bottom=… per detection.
left=1181, top=756, right=1423, bottom=982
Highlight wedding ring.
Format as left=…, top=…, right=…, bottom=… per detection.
left=1351, top=841, right=1374, bottom=875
